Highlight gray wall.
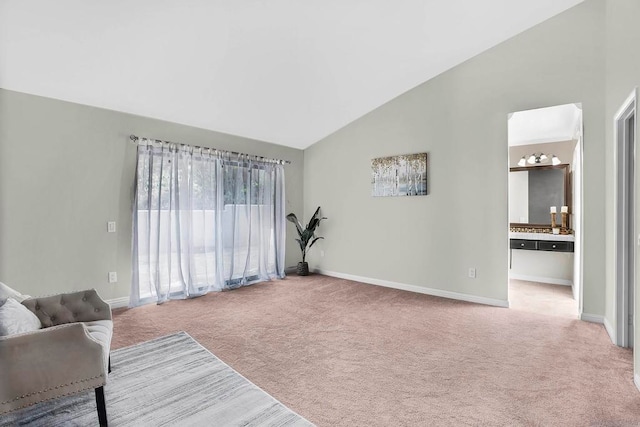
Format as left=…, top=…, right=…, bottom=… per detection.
left=303, top=0, right=606, bottom=312
left=0, top=89, right=304, bottom=300
left=603, top=0, right=640, bottom=377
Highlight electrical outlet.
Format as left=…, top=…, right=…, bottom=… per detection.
left=108, top=272, right=118, bottom=283
left=107, top=221, right=116, bottom=233
left=468, top=268, right=476, bottom=279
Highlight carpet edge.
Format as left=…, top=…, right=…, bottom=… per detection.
left=184, top=332, right=316, bottom=426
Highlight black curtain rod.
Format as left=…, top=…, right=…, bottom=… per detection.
left=129, top=135, right=291, bottom=165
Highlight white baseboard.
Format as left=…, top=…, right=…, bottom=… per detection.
left=635, top=374, right=640, bottom=393
left=580, top=313, right=605, bottom=324
left=315, top=269, right=509, bottom=308
left=509, top=274, right=572, bottom=286
left=106, top=296, right=129, bottom=309
left=603, top=316, right=616, bottom=344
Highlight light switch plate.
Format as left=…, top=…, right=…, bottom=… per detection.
left=108, top=272, right=118, bottom=283
left=107, top=221, right=116, bottom=233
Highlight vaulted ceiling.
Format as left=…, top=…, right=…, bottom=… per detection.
left=0, top=0, right=584, bottom=149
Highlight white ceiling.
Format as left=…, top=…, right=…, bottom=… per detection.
left=508, top=103, right=583, bottom=146
left=0, top=0, right=584, bottom=149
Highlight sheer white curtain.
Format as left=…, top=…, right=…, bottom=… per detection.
left=130, top=141, right=286, bottom=306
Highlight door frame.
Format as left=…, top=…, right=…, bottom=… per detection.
left=575, top=104, right=584, bottom=316
left=614, top=88, right=637, bottom=348
left=506, top=104, right=583, bottom=315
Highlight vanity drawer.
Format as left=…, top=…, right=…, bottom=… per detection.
left=510, top=239, right=537, bottom=250
left=538, top=241, right=574, bottom=252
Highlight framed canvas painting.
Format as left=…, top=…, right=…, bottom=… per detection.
left=371, top=153, right=427, bottom=197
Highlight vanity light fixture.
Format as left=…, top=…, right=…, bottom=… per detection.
left=527, top=153, right=548, bottom=164
left=519, top=152, right=562, bottom=166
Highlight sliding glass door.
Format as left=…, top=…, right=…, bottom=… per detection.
left=130, top=142, right=286, bottom=307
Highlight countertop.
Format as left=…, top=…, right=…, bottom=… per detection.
left=509, top=232, right=575, bottom=242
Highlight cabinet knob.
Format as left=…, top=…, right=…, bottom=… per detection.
left=552, top=245, right=557, bottom=248
left=521, top=243, right=525, bottom=247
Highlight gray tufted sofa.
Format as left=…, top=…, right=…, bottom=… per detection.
left=0, top=289, right=113, bottom=426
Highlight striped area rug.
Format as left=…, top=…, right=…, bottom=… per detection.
left=3, top=332, right=313, bottom=426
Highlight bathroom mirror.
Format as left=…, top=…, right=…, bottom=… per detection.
left=509, top=164, right=571, bottom=228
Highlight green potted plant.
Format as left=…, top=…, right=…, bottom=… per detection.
left=286, top=207, right=326, bottom=276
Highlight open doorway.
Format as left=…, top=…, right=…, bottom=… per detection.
left=614, top=89, right=636, bottom=348
left=507, top=103, right=583, bottom=319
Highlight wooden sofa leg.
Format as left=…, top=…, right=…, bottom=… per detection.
left=95, top=386, right=108, bottom=427
left=108, top=356, right=111, bottom=374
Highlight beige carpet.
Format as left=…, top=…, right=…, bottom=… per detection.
left=509, top=279, right=578, bottom=319
left=112, top=274, right=640, bottom=426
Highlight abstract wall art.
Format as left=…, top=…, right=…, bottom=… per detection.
left=371, top=153, right=427, bottom=197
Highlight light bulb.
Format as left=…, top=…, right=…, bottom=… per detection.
left=539, top=153, right=548, bottom=162
left=518, top=156, right=526, bottom=167
left=527, top=155, right=536, bottom=164
left=552, top=155, right=561, bottom=165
